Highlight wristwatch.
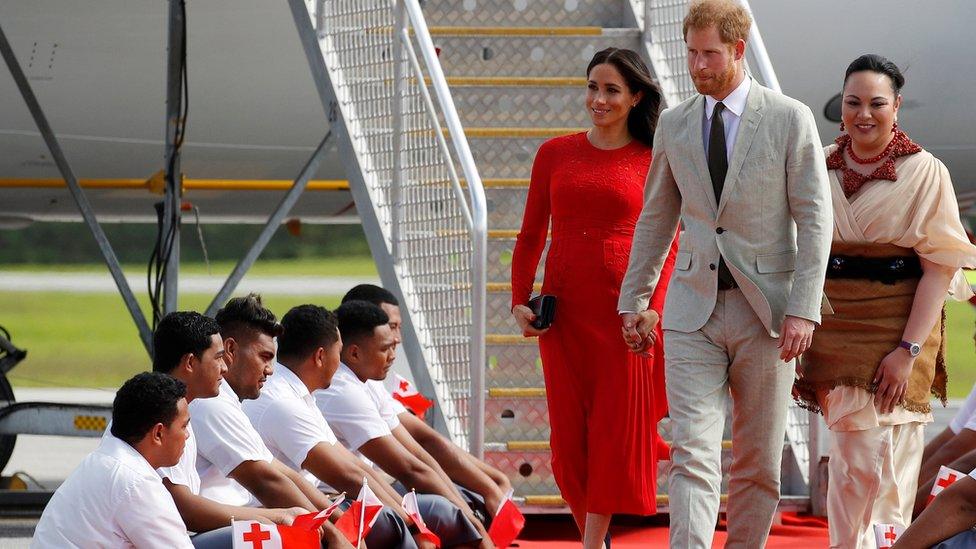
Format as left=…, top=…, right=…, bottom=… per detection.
left=899, top=340, right=922, bottom=357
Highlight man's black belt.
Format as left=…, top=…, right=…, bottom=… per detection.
left=826, top=254, right=922, bottom=285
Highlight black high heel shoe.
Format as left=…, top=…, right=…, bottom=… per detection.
left=604, top=531, right=612, bottom=549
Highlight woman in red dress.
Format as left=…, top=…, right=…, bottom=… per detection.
left=510, top=48, right=678, bottom=548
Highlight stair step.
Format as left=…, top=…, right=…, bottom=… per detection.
left=446, top=76, right=586, bottom=87
left=489, top=387, right=545, bottom=398
left=464, top=127, right=583, bottom=139
left=452, top=84, right=590, bottom=128
left=486, top=282, right=539, bottom=293
left=487, top=440, right=736, bottom=452
left=434, top=31, right=640, bottom=78
left=430, top=26, right=604, bottom=36
left=483, top=178, right=529, bottom=188
left=421, top=0, right=626, bottom=29
left=486, top=334, right=536, bottom=346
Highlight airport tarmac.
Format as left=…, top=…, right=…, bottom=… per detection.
left=0, top=387, right=965, bottom=544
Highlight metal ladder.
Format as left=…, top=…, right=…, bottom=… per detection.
left=420, top=0, right=818, bottom=513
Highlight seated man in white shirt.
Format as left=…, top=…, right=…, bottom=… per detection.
left=894, top=467, right=976, bottom=548
left=246, top=303, right=482, bottom=549
left=914, top=380, right=976, bottom=517
left=33, top=372, right=194, bottom=549
left=317, top=300, right=495, bottom=548
left=341, top=285, right=512, bottom=519
left=152, top=311, right=349, bottom=548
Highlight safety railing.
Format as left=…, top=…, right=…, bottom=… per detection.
left=296, top=0, right=488, bottom=454
left=629, top=0, right=820, bottom=507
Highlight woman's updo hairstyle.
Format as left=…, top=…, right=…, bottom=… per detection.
left=586, top=47, right=663, bottom=147
left=843, top=54, right=905, bottom=95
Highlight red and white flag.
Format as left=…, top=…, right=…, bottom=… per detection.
left=392, top=374, right=433, bottom=418
left=293, top=493, right=346, bottom=531
left=927, top=465, right=965, bottom=506
left=402, top=490, right=441, bottom=547
left=334, top=477, right=384, bottom=547
left=488, top=490, right=525, bottom=548
left=231, top=520, right=317, bottom=549
left=873, top=523, right=905, bottom=548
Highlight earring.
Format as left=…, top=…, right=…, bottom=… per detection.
left=839, top=121, right=845, bottom=132
left=891, top=121, right=899, bottom=133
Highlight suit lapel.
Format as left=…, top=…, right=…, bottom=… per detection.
left=685, top=95, right=718, bottom=213
left=717, top=83, right=764, bottom=217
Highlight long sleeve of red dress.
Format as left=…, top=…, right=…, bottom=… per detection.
left=510, top=140, right=555, bottom=310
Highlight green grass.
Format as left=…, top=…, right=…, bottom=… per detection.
left=0, top=291, right=342, bottom=389
left=0, top=256, right=378, bottom=277
left=2, top=289, right=976, bottom=397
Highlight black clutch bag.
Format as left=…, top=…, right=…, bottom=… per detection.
left=528, top=294, right=556, bottom=329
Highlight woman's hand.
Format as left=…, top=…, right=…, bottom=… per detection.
left=873, top=347, right=914, bottom=414
left=512, top=304, right=549, bottom=337
left=620, top=310, right=660, bottom=356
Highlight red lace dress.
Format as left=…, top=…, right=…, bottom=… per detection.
left=511, top=132, right=678, bottom=515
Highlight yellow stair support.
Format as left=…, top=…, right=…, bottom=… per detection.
left=488, top=387, right=546, bottom=398
left=486, top=334, right=536, bottom=346
left=428, top=26, right=603, bottom=36
left=464, top=127, right=583, bottom=139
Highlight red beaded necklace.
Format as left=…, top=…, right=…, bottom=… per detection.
left=826, top=130, right=921, bottom=198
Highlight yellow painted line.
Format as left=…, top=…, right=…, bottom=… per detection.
left=523, top=494, right=729, bottom=507
left=0, top=178, right=350, bottom=192
left=463, top=127, right=583, bottom=139
left=488, top=387, right=545, bottom=398
left=482, top=179, right=529, bottom=188
left=489, top=230, right=520, bottom=239
left=498, top=440, right=733, bottom=452
left=486, top=282, right=541, bottom=293
left=486, top=334, right=536, bottom=346
left=442, top=76, right=587, bottom=87
left=428, top=26, right=603, bottom=36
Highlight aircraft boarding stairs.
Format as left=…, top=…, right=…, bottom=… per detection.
left=293, top=0, right=818, bottom=515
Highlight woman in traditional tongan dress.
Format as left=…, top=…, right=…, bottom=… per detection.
left=794, top=54, right=976, bottom=549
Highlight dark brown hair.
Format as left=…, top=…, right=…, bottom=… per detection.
left=586, top=48, right=663, bottom=147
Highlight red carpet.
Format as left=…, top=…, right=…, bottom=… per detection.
left=511, top=514, right=829, bottom=548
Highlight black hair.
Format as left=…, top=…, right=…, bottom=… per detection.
left=215, top=293, right=284, bottom=342
left=341, top=284, right=399, bottom=307
left=278, top=304, right=340, bottom=363
left=336, top=300, right=390, bottom=347
left=586, top=47, right=663, bottom=147
left=111, top=372, right=186, bottom=445
left=152, top=311, right=221, bottom=374
left=844, top=54, right=905, bottom=95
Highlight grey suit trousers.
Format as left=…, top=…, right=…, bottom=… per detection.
left=664, top=288, right=794, bottom=549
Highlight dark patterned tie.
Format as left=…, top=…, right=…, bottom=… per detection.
left=708, top=102, right=736, bottom=289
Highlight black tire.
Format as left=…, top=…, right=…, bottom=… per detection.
left=0, top=374, right=17, bottom=474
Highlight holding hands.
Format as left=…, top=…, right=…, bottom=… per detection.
left=620, top=310, right=660, bottom=357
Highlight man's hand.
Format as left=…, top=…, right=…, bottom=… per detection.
left=512, top=305, right=549, bottom=337
left=267, top=506, right=309, bottom=526
left=778, top=315, right=815, bottom=361
left=621, top=310, right=660, bottom=356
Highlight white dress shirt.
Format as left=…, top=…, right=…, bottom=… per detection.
left=157, top=423, right=201, bottom=495
left=314, top=364, right=395, bottom=454
left=366, top=379, right=404, bottom=429
left=243, top=363, right=337, bottom=488
left=31, top=434, right=193, bottom=549
left=190, top=379, right=274, bottom=507
left=703, top=75, right=752, bottom=161
left=951, top=383, right=976, bottom=434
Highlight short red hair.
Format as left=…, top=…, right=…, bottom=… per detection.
left=682, top=0, right=752, bottom=45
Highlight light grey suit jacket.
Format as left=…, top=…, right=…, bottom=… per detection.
left=618, top=82, right=832, bottom=337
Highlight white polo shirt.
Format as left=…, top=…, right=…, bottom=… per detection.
left=190, top=379, right=274, bottom=507
left=951, top=382, right=976, bottom=434
left=157, top=423, right=201, bottom=495
left=31, top=434, right=192, bottom=549
left=366, top=379, right=404, bottom=428
left=314, top=364, right=397, bottom=455
left=243, top=363, right=337, bottom=488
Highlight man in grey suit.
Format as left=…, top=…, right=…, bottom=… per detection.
left=618, top=1, right=831, bottom=547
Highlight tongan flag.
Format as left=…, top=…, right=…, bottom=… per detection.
left=231, top=520, right=317, bottom=549
left=873, top=523, right=905, bottom=548
left=402, top=490, right=441, bottom=547
left=487, top=490, right=525, bottom=548
left=927, top=465, right=965, bottom=506
left=392, top=374, right=433, bottom=418
left=334, top=477, right=384, bottom=546
left=293, top=493, right=346, bottom=531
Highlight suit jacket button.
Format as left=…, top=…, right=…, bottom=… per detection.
left=716, top=227, right=725, bottom=234
left=709, top=263, right=717, bottom=271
